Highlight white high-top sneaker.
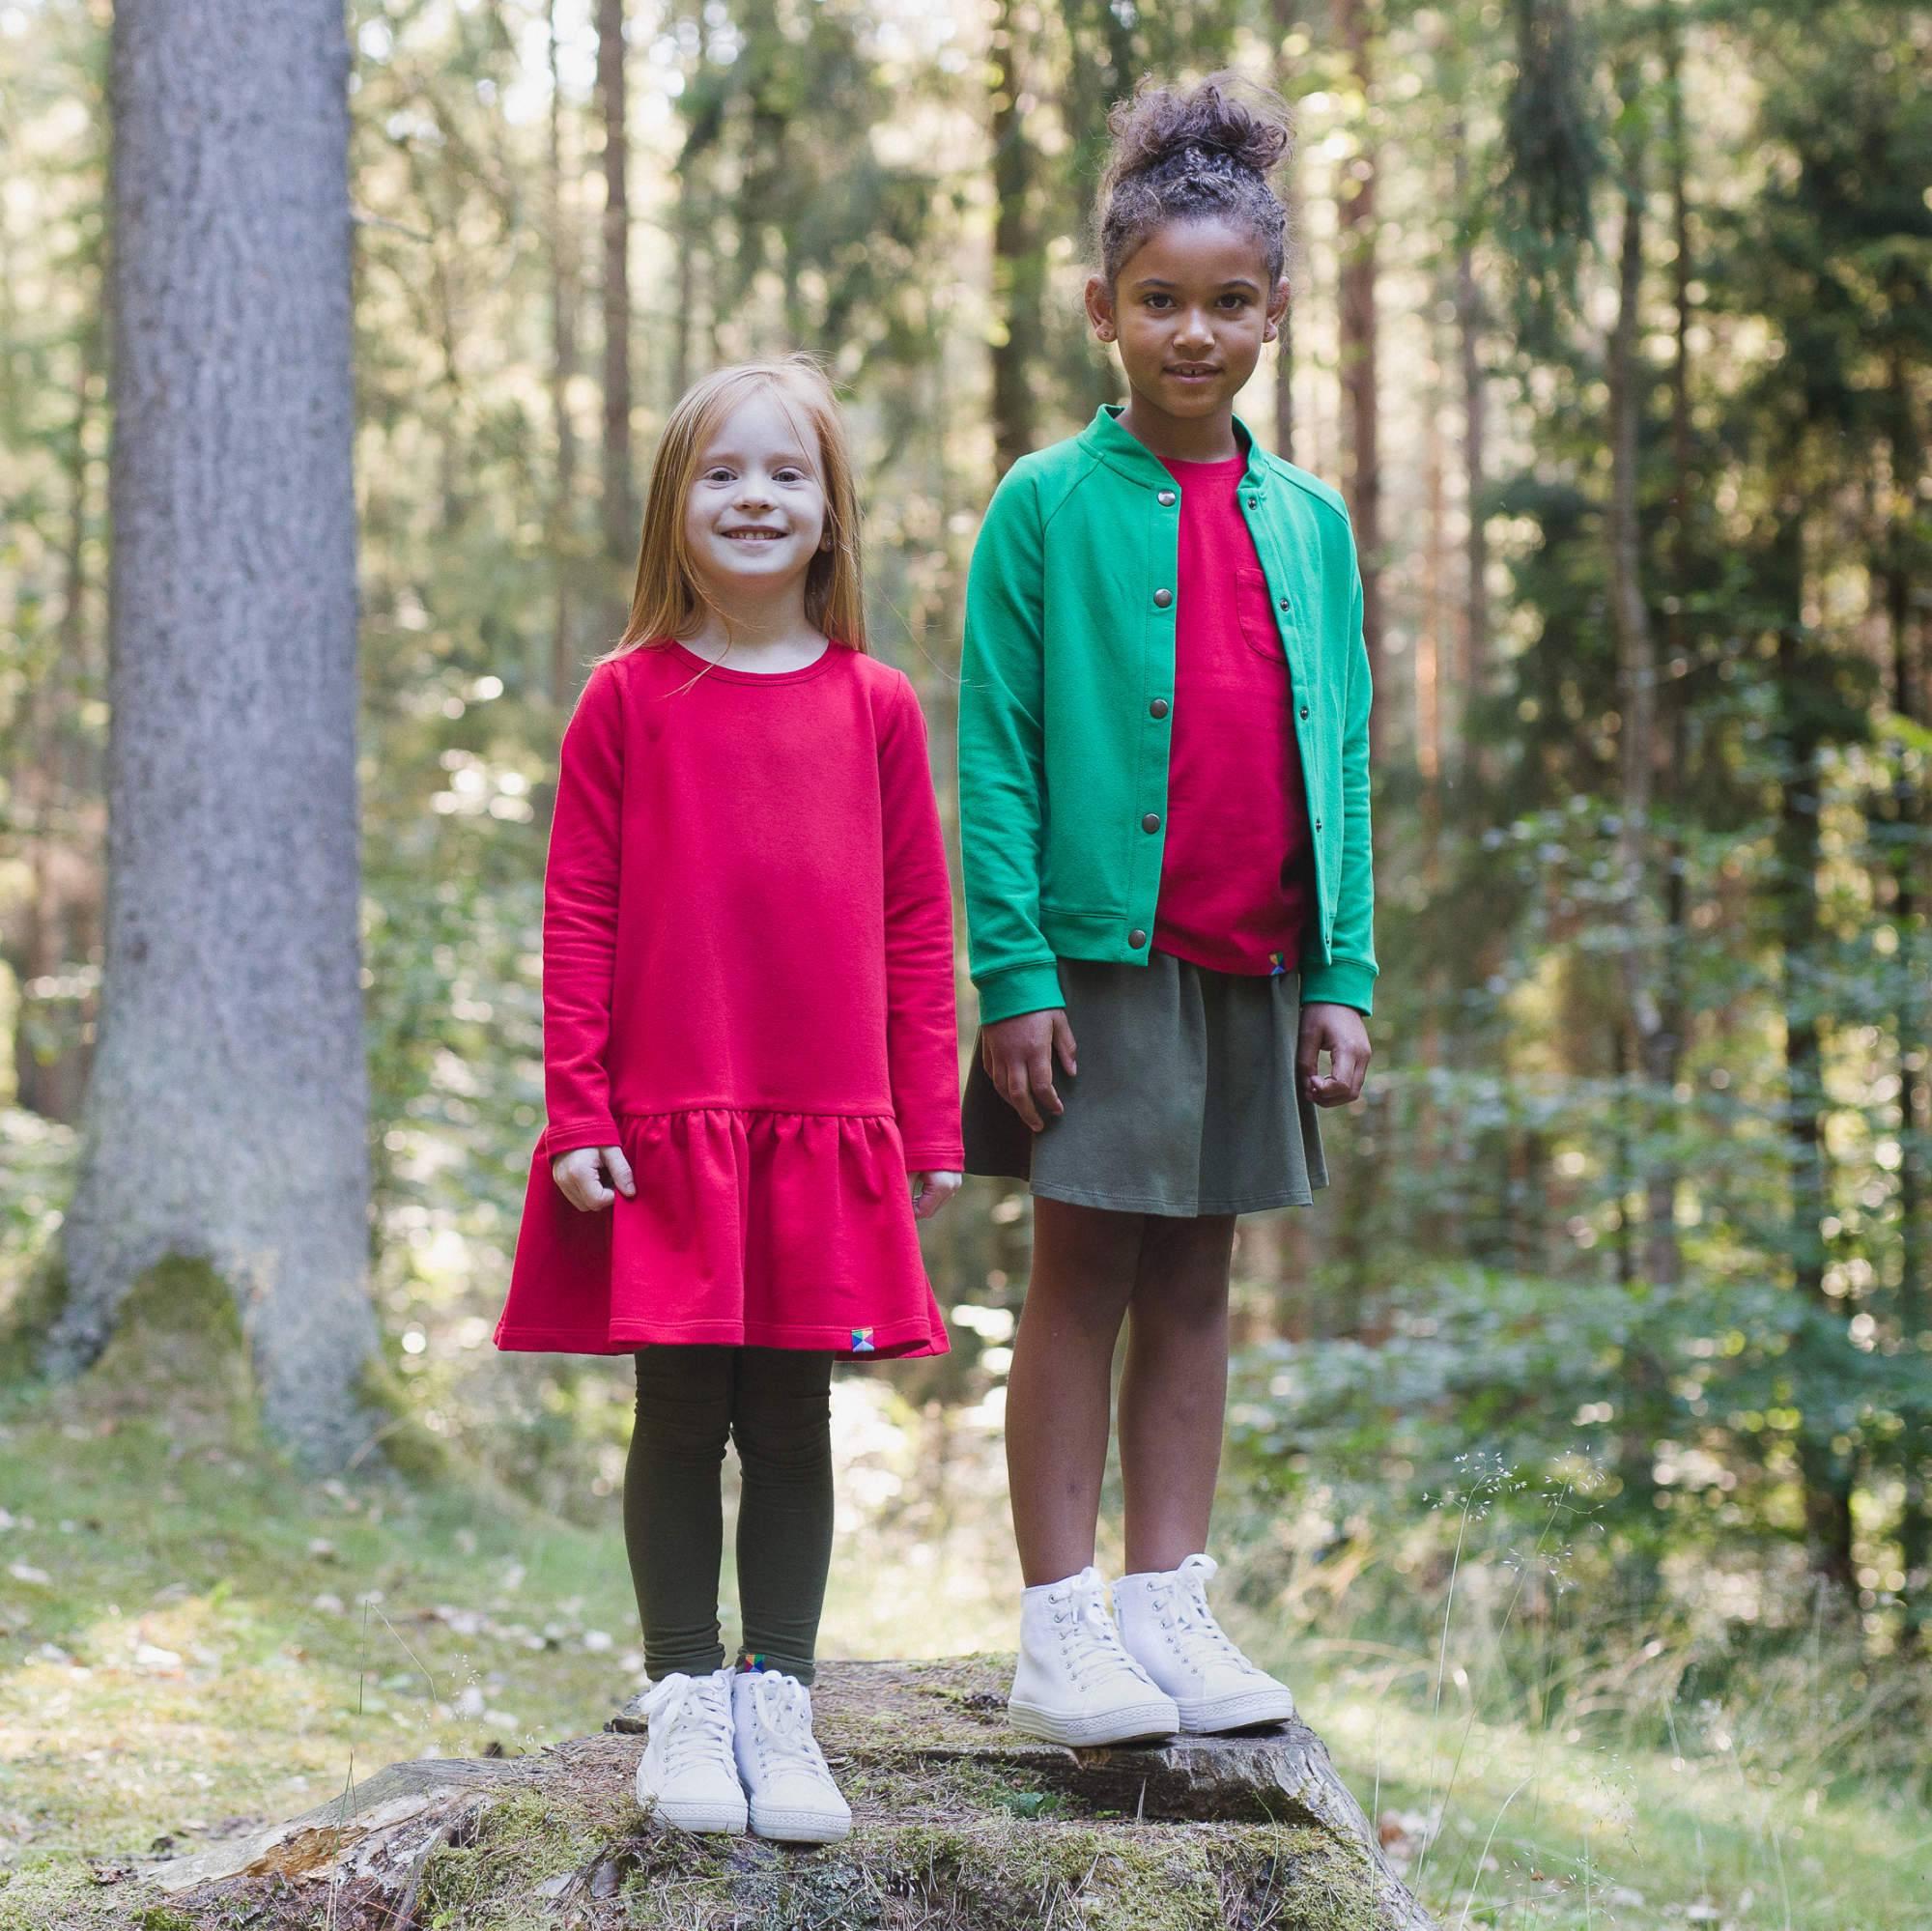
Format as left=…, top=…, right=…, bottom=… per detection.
left=1113, top=1552, right=1295, bottom=1734
left=731, top=1668, right=852, bottom=1843
left=635, top=1669, right=747, bottom=1833
left=1008, top=1565, right=1180, bottom=1746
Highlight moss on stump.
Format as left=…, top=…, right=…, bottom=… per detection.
left=116, top=1657, right=1435, bottom=1930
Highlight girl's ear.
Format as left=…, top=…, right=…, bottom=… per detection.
left=1084, top=272, right=1118, bottom=344
left=1264, top=275, right=1292, bottom=345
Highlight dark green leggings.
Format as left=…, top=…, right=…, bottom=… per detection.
left=625, top=1345, right=834, bottom=1686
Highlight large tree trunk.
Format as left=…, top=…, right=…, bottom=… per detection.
left=988, top=0, right=1039, bottom=478
left=51, top=0, right=376, bottom=1468
left=1332, top=0, right=1381, bottom=728
left=598, top=0, right=636, bottom=590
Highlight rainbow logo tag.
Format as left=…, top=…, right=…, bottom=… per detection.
left=850, top=1327, right=876, bottom=1353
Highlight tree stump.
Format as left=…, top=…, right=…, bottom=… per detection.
left=134, top=1656, right=1435, bottom=1929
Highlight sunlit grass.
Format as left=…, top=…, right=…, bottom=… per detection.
left=1216, top=1469, right=1932, bottom=1931
left=0, top=1351, right=1924, bottom=1928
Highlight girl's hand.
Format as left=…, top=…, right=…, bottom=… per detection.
left=981, top=1009, right=1078, bottom=1132
left=1296, top=1003, right=1371, bottom=1107
left=912, top=1171, right=963, bottom=1221
left=551, top=1145, right=637, bottom=1211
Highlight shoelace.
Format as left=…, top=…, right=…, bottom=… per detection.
left=1051, top=1568, right=1159, bottom=1692
left=1164, top=1553, right=1257, bottom=1673
left=643, top=1671, right=734, bottom=1777
left=745, top=1671, right=833, bottom=1779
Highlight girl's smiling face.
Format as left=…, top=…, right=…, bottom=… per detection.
left=1086, top=215, right=1289, bottom=425
left=683, top=388, right=830, bottom=602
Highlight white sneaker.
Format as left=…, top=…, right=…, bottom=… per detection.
left=731, top=1668, right=852, bottom=1843
left=635, top=1669, right=747, bottom=1833
left=1008, top=1565, right=1180, bottom=1746
left=1113, top=1552, right=1295, bottom=1734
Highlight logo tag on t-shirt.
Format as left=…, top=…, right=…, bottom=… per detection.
left=850, top=1327, right=876, bottom=1353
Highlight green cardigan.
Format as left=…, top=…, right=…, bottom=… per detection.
left=957, top=404, right=1378, bottom=1026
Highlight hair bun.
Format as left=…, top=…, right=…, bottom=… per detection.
left=1094, top=72, right=1294, bottom=287
left=1105, top=75, right=1291, bottom=184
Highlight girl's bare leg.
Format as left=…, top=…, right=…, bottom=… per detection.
left=1118, top=1212, right=1237, bottom=1573
left=1004, top=1197, right=1143, bottom=1585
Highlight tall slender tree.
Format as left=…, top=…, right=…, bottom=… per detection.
left=1332, top=0, right=1381, bottom=718
left=1605, top=59, right=1677, bottom=1287
left=1270, top=0, right=1302, bottom=465
left=598, top=0, right=636, bottom=594
left=547, top=0, right=582, bottom=706
left=1451, top=128, right=1489, bottom=767
left=989, top=0, right=1039, bottom=477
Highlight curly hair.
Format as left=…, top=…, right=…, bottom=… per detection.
left=1095, top=74, right=1293, bottom=287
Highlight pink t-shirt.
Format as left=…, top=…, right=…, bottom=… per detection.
left=1152, top=454, right=1315, bottom=977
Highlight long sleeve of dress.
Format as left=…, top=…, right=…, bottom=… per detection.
left=541, top=662, right=625, bottom=1154
left=878, top=675, right=965, bottom=1171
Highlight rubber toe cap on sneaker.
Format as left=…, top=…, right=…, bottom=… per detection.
left=747, top=1772, right=851, bottom=1842
left=1175, top=1681, right=1295, bottom=1734
left=1007, top=1694, right=1180, bottom=1747
left=640, top=1787, right=748, bottom=1833
left=748, top=1799, right=851, bottom=1844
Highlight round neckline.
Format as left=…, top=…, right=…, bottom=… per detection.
left=666, top=639, right=840, bottom=685
left=1161, top=453, right=1247, bottom=476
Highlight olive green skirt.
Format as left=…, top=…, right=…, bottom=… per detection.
left=961, top=952, right=1328, bottom=1218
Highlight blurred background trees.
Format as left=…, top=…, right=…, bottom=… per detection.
left=1, top=0, right=1928, bottom=1674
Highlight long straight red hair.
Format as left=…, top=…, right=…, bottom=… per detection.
left=599, top=355, right=867, bottom=662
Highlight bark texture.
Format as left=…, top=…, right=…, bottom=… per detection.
left=50, top=0, right=377, bottom=1468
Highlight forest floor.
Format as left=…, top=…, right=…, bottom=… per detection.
left=0, top=1288, right=1923, bottom=1929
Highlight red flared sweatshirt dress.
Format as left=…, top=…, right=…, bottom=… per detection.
left=494, top=640, right=962, bottom=1361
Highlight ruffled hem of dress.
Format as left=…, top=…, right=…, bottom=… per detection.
left=495, top=1106, right=951, bottom=1359
left=494, top=1313, right=948, bottom=1360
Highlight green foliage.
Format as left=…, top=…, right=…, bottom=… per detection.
left=1229, top=1263, right=1932, bottom=1590
left=0, top=15, right=1929, bottom=1922
left=1497, top=0, right=1604, bottom=342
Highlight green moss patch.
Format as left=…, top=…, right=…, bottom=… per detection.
left=413, top=1787, right=608, bottom=1928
